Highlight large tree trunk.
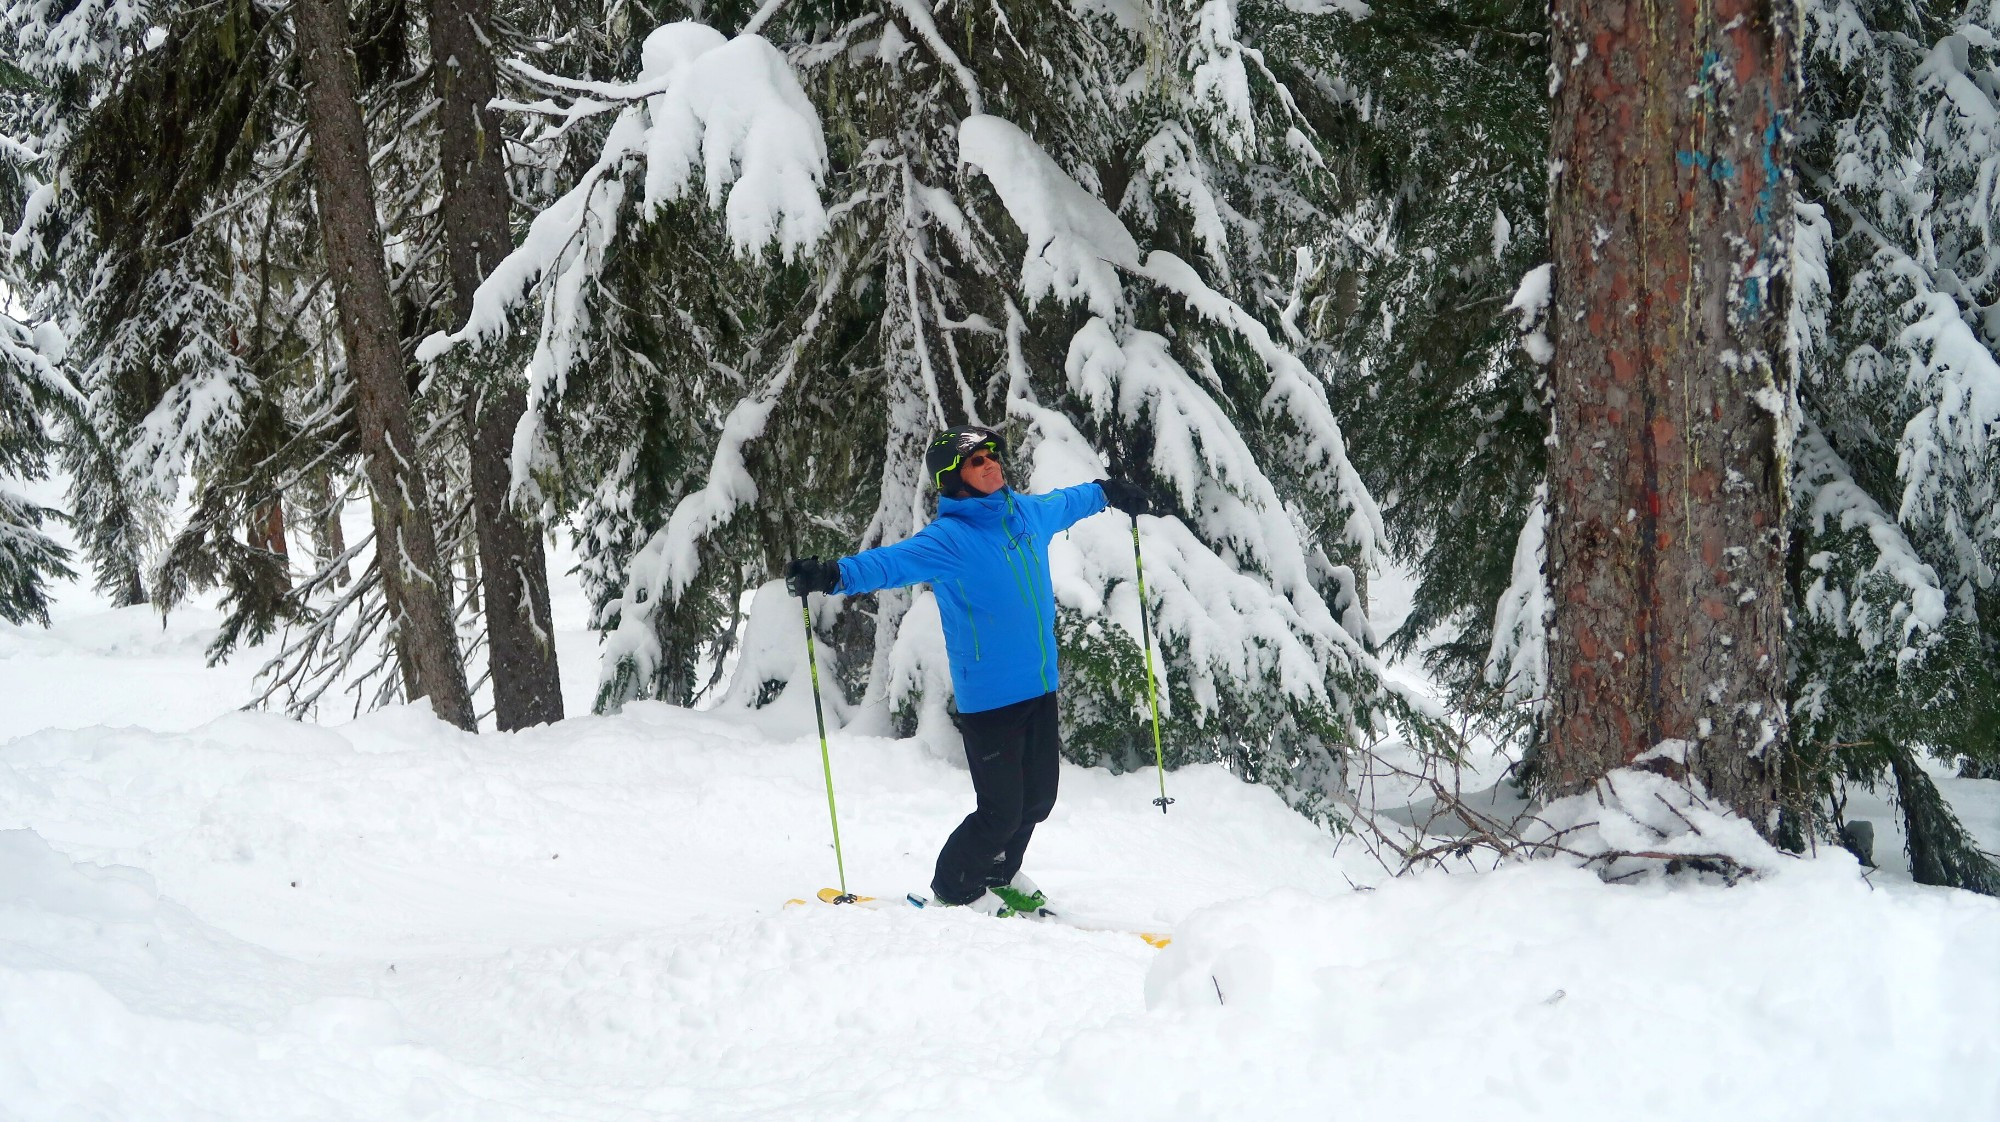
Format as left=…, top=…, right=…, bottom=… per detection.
left=427, top=0, right=564, bottom=730
left=1545, top=0, right=1792, bottom=828
left=296, top=0, right=476, bottom=731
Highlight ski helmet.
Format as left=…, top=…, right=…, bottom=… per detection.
left=925, top=426, right=1006, bottom=494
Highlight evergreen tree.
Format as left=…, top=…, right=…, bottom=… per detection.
left=1323, top=0, right=1997, bottom=888
left=423, top=0, right=1440, bottom=820
left=1785, top=0, right=2000, bottom=887
left=4, top=0, right=570, bottom=727
left=0, top=305, right=75, bottom=626
left=1292, top=0, right=1553, bottom=717
left=426, top=0, right=565, bottom=730
left=3, top=0, right=344, bottom=638
left=296, top=0, right=476, bottom=728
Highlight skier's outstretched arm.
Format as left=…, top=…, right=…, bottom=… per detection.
left=1033, top=482, right=1111, bottom=536
left=837, top=525, right=958, bottom=594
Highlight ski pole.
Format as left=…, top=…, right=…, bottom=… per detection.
left=1129, top=514, right=1174, bottom=813
left=797, top=588, right=851, bottom=898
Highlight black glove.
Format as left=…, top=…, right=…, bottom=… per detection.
left=785, top=556, right=841, bottom=597
left=1097, top=478, right=1150, bottom=516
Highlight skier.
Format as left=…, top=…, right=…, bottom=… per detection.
left=784, top=426, right=1149, bottom=917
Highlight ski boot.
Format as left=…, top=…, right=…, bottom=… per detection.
left=989, top=874, right=1051, bottom=918
left=930, top=889, right=1019, bottom=917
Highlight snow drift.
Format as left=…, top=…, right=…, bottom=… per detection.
left=2, top=699, right=1996, bottom=1120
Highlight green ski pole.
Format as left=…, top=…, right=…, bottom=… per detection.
left=1130, top=515, right=1174, bottom=813
left=798, top=588, right=852, bottom=899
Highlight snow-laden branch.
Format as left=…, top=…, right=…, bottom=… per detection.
left=958, top=113, right=1384, bottom=566
left=0, top=312, right=78, bottom=406
left=1895, top=290, right=2000, bottom=541
left=1063, top=319, right=1343, bottom=636
left=8, top=180, right=56, bottom=263
left=1005, top=400, right=1439, bottom=729
left=959, top=115, right=1138, bottom=320
left=1807, top=165, right=2000, bottom=593
left=1136, top=250, right=1386, bottom=564
left=889, top=0, right=984, bottom=116
left=1795, top=425, right=1950, bottom=666
left=1505, top=263, right=1554, bottom=365
left=1130, top=122, right=1238, bottom=283
left=0, top=134, right=38, bottom=164
left=419, top=21, right=829, bottom=368
left=595, top=245, right=852, bottom=705
left=1789, top=201, right=1833, bottom=378
left=1188, top=0, right=1257, bottom=157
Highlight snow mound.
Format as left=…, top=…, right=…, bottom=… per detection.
left=1104, top=858, right=1998, bottom=1121
left=1524, top=756, right=1783, bottom=885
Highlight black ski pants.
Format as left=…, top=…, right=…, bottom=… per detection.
left=931, top=690, right=1061, bottom=905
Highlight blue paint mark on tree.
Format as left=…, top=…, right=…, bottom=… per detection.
left=1677, top=150, right=1738, bottom=183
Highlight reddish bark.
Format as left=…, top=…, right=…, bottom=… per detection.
left=1545, top=0, right=1792, bottom=828
left=249, top=497, right=293, bottom=594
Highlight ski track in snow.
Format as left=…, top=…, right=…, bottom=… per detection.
left=3, top=545, right=1999, bottom=1119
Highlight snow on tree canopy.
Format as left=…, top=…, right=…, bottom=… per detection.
left=633, top=23, right=829, bottom=254
left=469, top=2, right=1440, bottom=818
left=417, top=22, right=828, bottom=369
left=958, top=113, right=1384, bottom=566
left=1505, top=263, right=1554, bottom=365
left=1797, top=427, right=1950, bottom=660
left=1777, top=0, right=2000, bottom=888
left=1894, top=290, right=2000, bottom=563
left=957, top=114, right=1139, bottom=321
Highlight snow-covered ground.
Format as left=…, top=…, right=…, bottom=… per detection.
left=4, top=518, right=1999, bottom=1120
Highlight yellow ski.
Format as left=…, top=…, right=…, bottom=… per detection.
left=792, top=887, right=1171, bottom=947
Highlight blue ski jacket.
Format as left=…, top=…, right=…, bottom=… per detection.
left=836, top=483, right=1109, bottom=714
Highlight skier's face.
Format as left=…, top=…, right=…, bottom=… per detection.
left=961, top=448, right=1004, bottom=495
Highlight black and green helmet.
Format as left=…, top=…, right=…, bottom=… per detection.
left=925, top=426, right=1005, bottom=493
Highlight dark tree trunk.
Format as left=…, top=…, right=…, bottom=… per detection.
left=296, top=0, right=476, bottom=730
left=427, top=0, right=564, bottom=730
left=1545, top=0, right=1792, bottom=828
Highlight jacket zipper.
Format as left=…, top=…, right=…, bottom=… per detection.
left=957, top=581, right=982, bottom=660
left=999, top=495, right=1053, bottom=691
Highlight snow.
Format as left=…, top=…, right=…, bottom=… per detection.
left=1796, top=424, right=1951, bottom=653
left=416, top=21, right=828, bottom=410
left=1506, top=262, right=1555, bottom=364
left=596, top=255, right=853, bottom=705
left=5, top=536, right=2000, bottom=1119
left=633, top=24, right=828, bottom=254
left=889, top=0, right=984, bottom=116
left=958, top=114, right=1139, bottom=321
left=1485, top=484, right=1548, bottom=706
left=1188, top=1, right=1258, bottom=156
left=1895, top=289, right=2000, bottom=555
left=0, top=600, right=267, bottom=743
left=1129, top=858, right=1998, bottom=1121
left=957, top=112, right=1386, bottom=564
left=1130, top=122, right=1239, bottom=280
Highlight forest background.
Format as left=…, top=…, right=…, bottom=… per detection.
left=3, top=0, right=1998, bottom=892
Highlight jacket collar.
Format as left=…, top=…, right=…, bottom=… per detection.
left=937, top=486, right=1016, bottom=528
